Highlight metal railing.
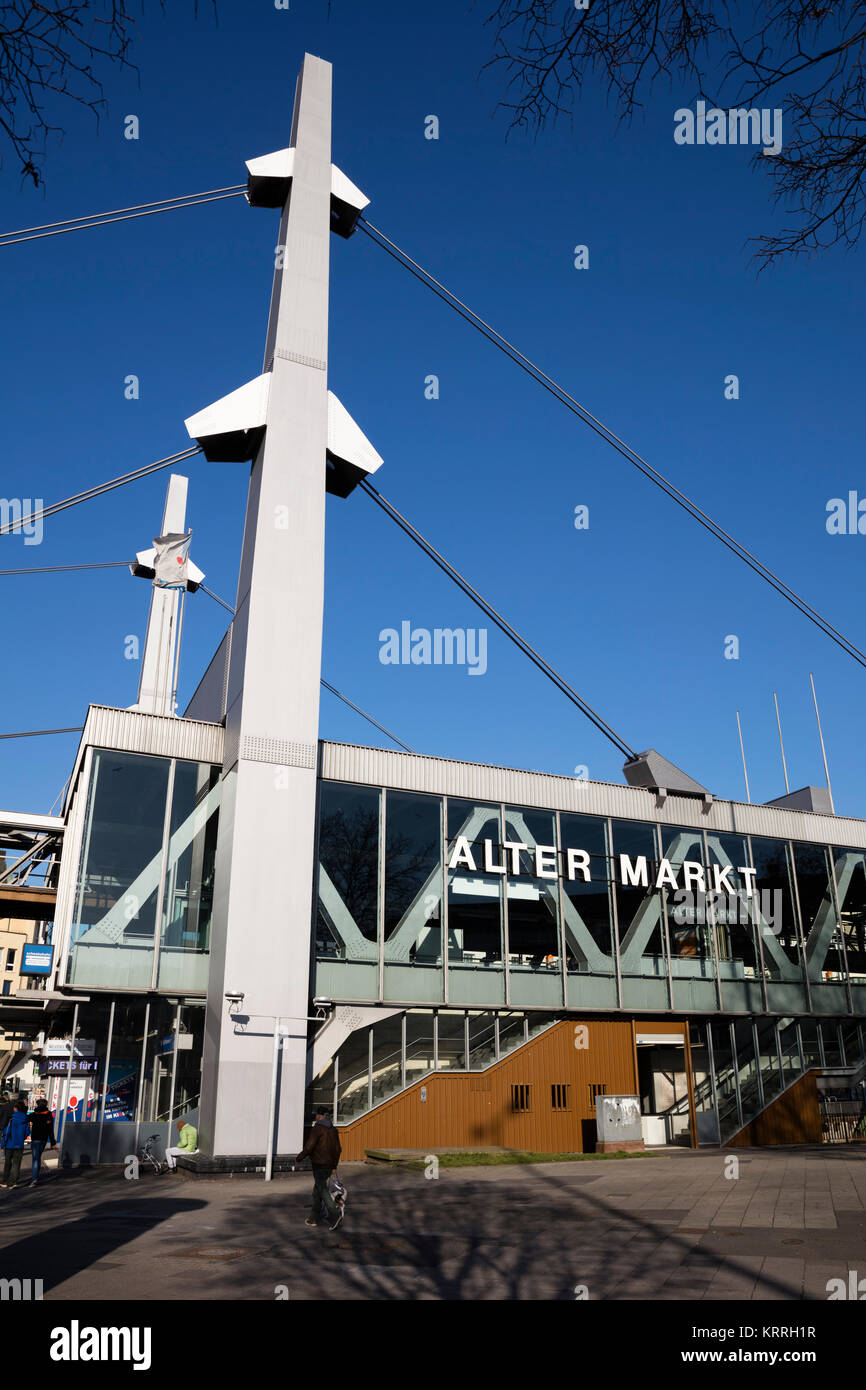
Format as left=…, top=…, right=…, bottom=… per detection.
left=155, top=1092, right=200, bottom=1123
left=334, top=1015, right=554, bottom=1125
left=820, top=1098, right=866, bottom=1144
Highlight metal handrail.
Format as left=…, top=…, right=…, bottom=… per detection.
left=337, top=1018, right=556, bottom=1123
left=155, top=1093, right=200, bottom=1124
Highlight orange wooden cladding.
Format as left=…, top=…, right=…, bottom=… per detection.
left=337, top=1018, right=639, bottom=1160
left=728, top=1071, right=823, bottom=1147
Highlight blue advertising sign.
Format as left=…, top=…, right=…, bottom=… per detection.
left=21, top=944, right=54, bottom=975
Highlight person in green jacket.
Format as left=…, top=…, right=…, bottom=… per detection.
left=164, top=1118, right=198, bottom=1172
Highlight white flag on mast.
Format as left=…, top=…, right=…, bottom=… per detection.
left=153, top=531, right=192, bottom=590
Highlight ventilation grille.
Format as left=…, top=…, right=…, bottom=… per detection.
left=588, top=1082, right=607, bottom=1111
left=551, top=1084, right=571, bottom=1111
left=511, top=1084, right=531, bottom=1113
left=240, top=736, right=316, bottom=769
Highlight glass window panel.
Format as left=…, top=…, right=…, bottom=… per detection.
left=383, top=791, right=442, bottom=993
left=793, top=843, right=846, bottom=983
left=157, top=762, right=220, bottom=991
left=435, top=1011, right=466, bottom=1070
left=799, top=1019, right=822, bottom=1069
left=711, top=1022, right=740, bottom=1141
left=503, top=807, right=559, bottom=970
left=821, top=1021, right=843, bottom=1066
left=36, top=998, right=114, bottom=1131
left=778, top=1018, right=801, bottom=1087
left=661, top=825, right=713, bottom=962
left=371, top=1015, right=405, bottom=1108
left=688, top=1024, right=717, bottom=1144
left=841, top=1020, right=863, bottom=1067
left=497, top=1011, right=527, bottom=1058
left=171, top=1001, right=205, bottom=1120
left=705, top=833, right=758, bottom=971
left=139, top=997, right=181, bottom=1123
left=559, top=813, right=614, bottom=972
left=527, top=1011, right=557, bottom=1041
left=749, top=837, right=802, bottom=981
left=68, top=751, right=170, bottom=989
left=832, top=849, right=866, bottom=980
left=446, top=800, right=504, bottom=1005
left=755, top=1017, right=781, bottom=1105
left=335, top=1027, right=371, bottom=1123
left=732, top=1018, right=760, bottom=1123
left=467, top=1011, right=497, bottom=1069
left=101, top=998, right=149, bottom=1123
left=315, top=782, right=380, bottom=1000
left=613, top=820, right=667, bottom=1007
left=308, top=1059, right=335, bottom=1121
left=404, top=1010, right=435, bottom=1083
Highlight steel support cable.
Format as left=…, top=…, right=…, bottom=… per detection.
left=200, top=584, right=235, bottom=615
left=358, top=478, right=635, bottom=759
left=0, top=565, right=415, bottom=753
left=358, top=219, right=866, bottom=673
left=0, top=562, right=128, bottom=577
left=319, top=679, right=416, bottom=754
left=0, top=727, right=83, bottom=740
left=0, top=187, right=248, bottom=247
left=194, top=585, right=416, bottom=754
left=0, top=447, right=201, bottom=537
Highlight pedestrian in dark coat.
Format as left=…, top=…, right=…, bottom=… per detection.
left=1, top=1103, right=31, bottom=1189
left=297, top=1108, right=343, bottom=1230
left=27, top=1099, right=57, bottom=1187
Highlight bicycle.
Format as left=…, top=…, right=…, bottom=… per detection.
left=137, top=1133, right=166, bottom=1175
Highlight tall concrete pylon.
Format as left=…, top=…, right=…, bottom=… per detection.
left=129, top=473, right=203, bottom=717
left=185, top=54, right=381, bottom=1160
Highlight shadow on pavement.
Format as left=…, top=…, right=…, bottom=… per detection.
left=0, top=1195, right=208, bottom=1293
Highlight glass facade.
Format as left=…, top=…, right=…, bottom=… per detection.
left=313, top=778, right=866, bottom=1018
left=40, top=995, right=204, bottom=1168
left=66, top=750, right=220, bottom=990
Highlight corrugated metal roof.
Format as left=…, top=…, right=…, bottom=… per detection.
left=319, top=740, right=866, bottom=849
left=81, top=705, right=224, bottom=766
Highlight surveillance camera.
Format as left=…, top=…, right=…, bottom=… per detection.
left=312, top=997, right=334, bottom=1011
left=225, top=990, right=245, bottom=1006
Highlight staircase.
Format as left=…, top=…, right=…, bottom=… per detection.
left=654, top=1017, right=815, bottom=1145
left=335, top=1015, right=556, bottom=1125
left=717, top=1018, right=809, bottom=1143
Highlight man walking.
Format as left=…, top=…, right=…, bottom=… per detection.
left=27, top=1099, right=57, bottom=1187
left=297, top=1107, right=343, bottom=1231
left=1, top=1102, right=31, bottom=1189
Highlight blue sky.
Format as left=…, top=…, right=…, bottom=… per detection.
left=1, top=0, right=863, bottom=818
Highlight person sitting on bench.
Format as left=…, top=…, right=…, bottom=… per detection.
left=165, top=1118, right=198, bottom=1171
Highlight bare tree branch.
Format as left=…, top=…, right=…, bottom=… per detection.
left=481, top=0, right=866, bottom=266
left=0, top=0, right=216, bottom=187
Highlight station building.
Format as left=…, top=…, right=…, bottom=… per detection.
left=1, top=53, right=863, bottom=1165
left=3, top=699, right=864, bottom=1163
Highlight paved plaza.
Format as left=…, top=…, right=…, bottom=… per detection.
left=2, top=1146, right=865, bottom=1301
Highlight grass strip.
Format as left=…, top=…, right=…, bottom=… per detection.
left=396, top=1149, right=658, bottom=1170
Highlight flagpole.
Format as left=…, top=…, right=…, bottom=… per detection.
left=171, top=591, right=186, bottom=717
left=772, top=691, right=790, bottom=793
left=736, top=710, right=751, bottom=804
left=809, top=672, right=835, bottom=813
